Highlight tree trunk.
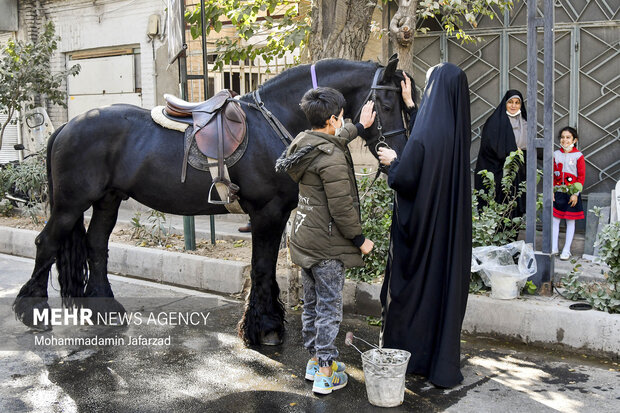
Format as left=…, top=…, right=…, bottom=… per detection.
left=389, top=0, right=418, bottom=74
left=0, top=107, right=15, bottom=152
left=308, top=0, right=378, bottom=61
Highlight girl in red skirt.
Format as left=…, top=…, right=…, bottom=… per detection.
left=553, top=126, right=585, bottom=260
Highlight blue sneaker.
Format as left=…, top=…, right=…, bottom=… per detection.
left=305, top=359, right=346, bottom=380
left=313, top=370, right=348, bottom=394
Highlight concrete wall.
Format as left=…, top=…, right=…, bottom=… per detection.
left=0, top=0, right=18, bottom=31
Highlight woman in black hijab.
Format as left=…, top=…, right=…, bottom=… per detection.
left=474, top=90, right=527, bottom=215
left=377, top=62, right=472, bottom=388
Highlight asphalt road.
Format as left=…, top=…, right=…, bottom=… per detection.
left=1, top=253, right=619, bottom=412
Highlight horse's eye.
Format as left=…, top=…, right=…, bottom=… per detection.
left=382, top=105, right=391, bottom=112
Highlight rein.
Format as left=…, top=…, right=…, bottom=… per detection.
left=233, top=92, right=294, bottom=147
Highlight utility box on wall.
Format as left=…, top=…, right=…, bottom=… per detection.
left=0, top=0, right=18, bottom=31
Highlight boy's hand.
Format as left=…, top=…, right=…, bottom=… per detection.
left=359, top=101, right=376, bottom=129
left=401, top=73, right=415, bottom=109
left=378, top=147, right=397, bottom=166
left=360, top=239, right=374, bottom=255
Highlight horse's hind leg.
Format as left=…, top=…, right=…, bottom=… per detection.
left=83, top=192, right=126, bottom=321
left=13, top=208, right=84, bottom=330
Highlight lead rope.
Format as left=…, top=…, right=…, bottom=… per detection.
left=357, top=168, right=382, bottom=201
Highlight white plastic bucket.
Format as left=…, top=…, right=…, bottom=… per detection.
left=486, top=266, right=527, bottom=299
left=490, top=274, right=520, bottom=299
left=361, top=348, right=411, bottom=407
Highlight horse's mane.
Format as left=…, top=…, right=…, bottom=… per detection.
left=260, top=59, right=381, bottom=89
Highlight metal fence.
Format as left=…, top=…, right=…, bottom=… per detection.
left=412, top=0, right=619, bottom=194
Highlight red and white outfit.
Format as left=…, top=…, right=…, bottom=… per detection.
left=552, top=146, right=585, bottom=257
left=553, top=147, right=585, bottom=220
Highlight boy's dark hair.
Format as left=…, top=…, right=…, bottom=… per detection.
left=300, top=87, right=346, bottom=129
left=558, top=126, right=579, bottom=147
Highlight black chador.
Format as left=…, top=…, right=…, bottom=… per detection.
left=474, top=90, right=528, bottom=216
left=380, top=63, right=472, bottom=388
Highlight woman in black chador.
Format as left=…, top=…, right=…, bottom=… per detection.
left=474, top=90, right=528, bottom=216
left=377, top=62, right=472, bottom=388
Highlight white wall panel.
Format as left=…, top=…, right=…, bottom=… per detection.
left=68, top=55, right=135, bottom=95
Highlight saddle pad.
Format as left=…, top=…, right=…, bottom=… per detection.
left=151, top=106, right=189, bottom=132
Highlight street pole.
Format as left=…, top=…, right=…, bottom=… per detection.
left=200, top=0, right=217, bottom=246
left=179, top=0, right=196, bottom=251
left=526, top=0, right=554, bottom=294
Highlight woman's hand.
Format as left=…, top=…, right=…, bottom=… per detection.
left=378, top=147, right=397, bottom=166
left=569, top=194, right=578, bottom=207
left=359, top=101, right=376, bottom=129
left=401, top=73, right=415, bottom=109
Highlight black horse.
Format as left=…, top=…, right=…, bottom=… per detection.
left=13, top=56, right=411, bottom=345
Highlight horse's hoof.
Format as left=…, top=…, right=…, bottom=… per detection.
left=260, top=331, right=283, bottom=346
left=13, top=296, right=53, bottom=331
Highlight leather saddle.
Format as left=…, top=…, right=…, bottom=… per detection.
left=164, top=90, right=247, bottom=204
left=164, top=90, right=246, bottom=159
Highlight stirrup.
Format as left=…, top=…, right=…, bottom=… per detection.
left=207, top=181, right=240, bottom=205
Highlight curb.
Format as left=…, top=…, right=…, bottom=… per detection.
left=2, top=226, right=618, bottom=357
left=0, top=226, right=250, bottom=295
left=462, top=295, right=620, bottom=357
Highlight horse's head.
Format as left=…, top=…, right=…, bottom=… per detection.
left=347, top=55, right=413, bottom=170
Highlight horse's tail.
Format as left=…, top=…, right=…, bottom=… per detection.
left=56, top=217, right=89, bottom=307
left=46, top=123, right=89, bottom=306
left=46, top=123, right=66, bottom=210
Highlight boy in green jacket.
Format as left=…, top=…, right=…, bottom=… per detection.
left=276, top=87, right=375, bottom=394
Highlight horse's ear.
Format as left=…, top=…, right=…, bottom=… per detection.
left=382, top=54, right=399, bottom=83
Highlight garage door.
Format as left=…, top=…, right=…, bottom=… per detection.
left=67, top=54, right=142, bottom=119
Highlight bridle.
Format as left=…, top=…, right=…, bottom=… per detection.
left=242, top=65, right=409, bottom=156
left=353, top=67, right=408, bottom=153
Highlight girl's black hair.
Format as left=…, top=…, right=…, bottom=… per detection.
left=558, top=126, right=579, bottom=148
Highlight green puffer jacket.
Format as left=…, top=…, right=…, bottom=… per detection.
left=276, top=122, right=364, bottom=269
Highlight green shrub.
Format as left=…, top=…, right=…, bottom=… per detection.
left=130, top=209, right=171, bottom=247
left=0, top=152, right=48, bottom=223
left=471, top=150, right=542, bottom=293
left=590, top=210, right=620, bottom=313
left=346, top=172, right=392, bottom=282
left=472, top=150, right=536, bottom=248
left=559, top=215, right=620, bottom=313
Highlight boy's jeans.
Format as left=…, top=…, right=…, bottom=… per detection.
left=301, top=259, right=345, bottom=367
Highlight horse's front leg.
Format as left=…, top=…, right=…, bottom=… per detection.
left=238, top=203, right=291, bottom=346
